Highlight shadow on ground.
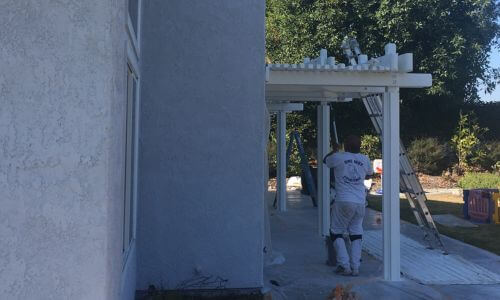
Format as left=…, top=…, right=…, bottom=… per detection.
left=265, top=190, right=500, bottom=300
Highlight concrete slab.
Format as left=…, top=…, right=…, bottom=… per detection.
left=265, top=190, right=500, bottom=299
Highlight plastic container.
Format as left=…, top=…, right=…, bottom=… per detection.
left=492, top=192, right=500, bottom=224
left=467, top=189, right=498, bottom=223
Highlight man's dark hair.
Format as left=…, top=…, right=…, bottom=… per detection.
left=344, top=135, right=361, bottom=153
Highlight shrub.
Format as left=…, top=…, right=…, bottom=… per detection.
left=268, top=133, right=277, bottom=177
left=451, top=111, right=488, bottom=172
left=458, top=172, right=500, bottom=189
left=478, top=141, right=500, bottom=172
left=267, top=130, right=310, bottom=177
left=287, top=136, right=306, bottom=176
left=361, top=134, right=381, bottom=159
left=407, top=137, right=452, bottom=175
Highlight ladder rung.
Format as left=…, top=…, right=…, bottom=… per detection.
left=402, top=172, right=415, bottom=176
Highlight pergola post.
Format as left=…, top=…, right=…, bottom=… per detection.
left=317, top=103, right=330, bottom=236
left=277, top=111, right=287, bottom=212
left=382, top=87, right=401, bottom=281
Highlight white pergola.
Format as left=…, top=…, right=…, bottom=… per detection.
left=265, top=43, right=432, bottom=281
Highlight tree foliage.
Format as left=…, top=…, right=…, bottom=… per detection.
left=266, top=0, right=500, bottom=142
left=360, top=134, right=381, bottom=159
left=267, top=0, right=499, bottom=101
left=451, top=111, right=488, bottom=172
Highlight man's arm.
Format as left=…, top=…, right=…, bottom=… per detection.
left=322, top=142, right=340, bottom=164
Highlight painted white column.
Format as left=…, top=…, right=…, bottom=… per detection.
left=277, top=111, right=287, bottom=212
left=317, top=103, right=330, bottom=236
left=382, top=87, right=401, bottom=281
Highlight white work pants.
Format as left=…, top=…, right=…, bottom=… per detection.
left=331, top=201, right=365, bottom=271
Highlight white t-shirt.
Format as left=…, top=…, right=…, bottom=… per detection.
left=325, top=152, right=373, bottom=204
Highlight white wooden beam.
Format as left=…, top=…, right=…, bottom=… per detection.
left=267, top=72, right=431, bottom=88
left=382, top=87, right=401, bottom=281
left=268, top=85, right=386, bottom=94
left=267, top=102, right=303, bottom=112
left=277, top=111, right=287, bottom=212
left=266, top=86, right=385, bottom=102
left=317, top=103, right=330, bottom=236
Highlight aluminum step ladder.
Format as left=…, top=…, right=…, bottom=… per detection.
left=362, top=94, right=447, bottom=253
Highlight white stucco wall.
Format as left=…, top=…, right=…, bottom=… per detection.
left=0, top=1, right=127, bottom=299
left=137, top=0, right=266, bottom=290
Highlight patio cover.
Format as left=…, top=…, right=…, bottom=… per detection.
left=265, top=43, right=432, bottom=281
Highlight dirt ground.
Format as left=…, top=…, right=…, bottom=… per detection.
left=425, top=193, right=463, bottom=203
left=270, top=174, right=461, bottom=195
left=371, top=173, right=459, bottom=191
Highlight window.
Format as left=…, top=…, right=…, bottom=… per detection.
left=123, top=64, right=138, bottom=253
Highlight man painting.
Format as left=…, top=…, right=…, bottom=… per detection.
left=323, top=135, right=373, bottom=276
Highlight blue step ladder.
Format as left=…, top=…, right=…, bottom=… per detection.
left=273, top=130, right=317, bottom=208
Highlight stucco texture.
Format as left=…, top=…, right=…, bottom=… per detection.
left=0, top=1, right=127, bottom=299
left=137, top=0, right=266, bottom=290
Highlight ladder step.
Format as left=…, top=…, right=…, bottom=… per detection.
left=400, top=169, right=416, bottom=176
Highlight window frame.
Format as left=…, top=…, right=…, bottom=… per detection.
left=126, top=0, right=142, bottom=60
left=122, top=0, right=142, bottom=267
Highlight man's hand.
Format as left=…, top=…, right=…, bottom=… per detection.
left=331, top=142, right=340, bottom=152
left=323, top=142, right=340, bottom=164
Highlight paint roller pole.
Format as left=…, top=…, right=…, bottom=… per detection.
left=332, top=113, right=339, bottom=144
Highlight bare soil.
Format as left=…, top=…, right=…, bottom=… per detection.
left=371, top=173, right=459, bottom=191
left=270, top=173, right=461, bottom=192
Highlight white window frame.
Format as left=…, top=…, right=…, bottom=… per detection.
left=122, top=0, right=142, bottom=266
left=127, top=0, right=141, bottom=60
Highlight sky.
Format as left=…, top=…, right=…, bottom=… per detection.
left=480, top=47, right=500, bottom=102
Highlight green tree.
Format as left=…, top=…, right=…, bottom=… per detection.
left=266, top=0, right=500, bottom=141
left=361, top=134, right=381, bottom=159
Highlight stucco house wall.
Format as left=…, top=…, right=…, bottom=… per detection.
left=0, top=1, right=127, bottom=299
left=137, top=0, right=266, bottom=290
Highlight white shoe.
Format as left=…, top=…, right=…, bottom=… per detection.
left=351, top=269, right=359, bottom=277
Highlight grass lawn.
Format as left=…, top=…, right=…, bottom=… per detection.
left=367, top=195, right=500, bottom=256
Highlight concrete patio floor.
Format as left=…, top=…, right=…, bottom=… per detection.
left=264, top=190, right=500, bottom=300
